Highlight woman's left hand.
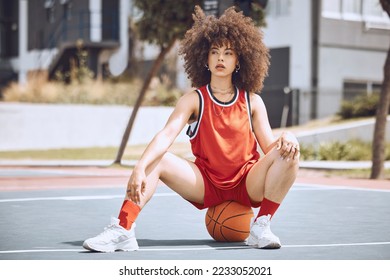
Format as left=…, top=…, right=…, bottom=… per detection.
left=276, top=131, right=300, bottom=161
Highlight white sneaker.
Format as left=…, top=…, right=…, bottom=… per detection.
left=246, top=214, right=281, bottom=249
left=83, top=217, right=139, bottom=252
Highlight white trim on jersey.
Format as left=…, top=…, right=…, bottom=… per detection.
left=206, top=84, right=239, bottom=107
left=244, top=91, right=254, bottom=132
left=186, top=89, right=204, bottom=140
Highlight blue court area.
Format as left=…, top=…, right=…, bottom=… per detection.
left=0, top=168, right=390, bottom=261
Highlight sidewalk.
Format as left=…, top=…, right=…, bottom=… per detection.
left=1, top=159, right=389, bottom=192
left=1, top=159, right=389, bottom=169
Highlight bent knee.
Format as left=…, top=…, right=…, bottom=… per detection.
left=159, top=152, right=179, bottom=166
left=268, top=147, right=300, bottom=170
left=158, top=152, right=188, bottom=179
left=157, top=152, right=173, bottom=173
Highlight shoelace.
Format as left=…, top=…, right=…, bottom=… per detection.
left=97, top=224, right=119, bottom=238
left=255, top=215, right=271, bottom=226
left=254, top=216, right=272, bottom=235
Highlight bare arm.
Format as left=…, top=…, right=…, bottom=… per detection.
left=250, top=93, right=300, bottom=159
left=127, top=90, right=198, bottom=203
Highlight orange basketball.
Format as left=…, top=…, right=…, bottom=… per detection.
left=205, top=200, right=254, bottom=242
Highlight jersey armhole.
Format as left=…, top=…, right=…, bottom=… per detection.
left=245, top=91, right=254, bottom=132
left=186, top=89, right=204, bottom=139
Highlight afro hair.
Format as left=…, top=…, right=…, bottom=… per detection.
left=179, top=5, right=270, bottom=93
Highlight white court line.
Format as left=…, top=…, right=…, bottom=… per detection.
left=0, top=192, right=177, bottom=203
left=1, top=241, right=390, bottom=254
left=294, top=183, right=390, bottom=193
left=1, top=183, right=389, bottom=203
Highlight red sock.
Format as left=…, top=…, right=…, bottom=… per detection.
left=118, top=200, right=140, bottom=230
left=256, top=198, right=280, bottom=221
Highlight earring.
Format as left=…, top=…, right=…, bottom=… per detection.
left=205, top=64, right=210, bottom=71
left=235, top=64, right=240, bottom=73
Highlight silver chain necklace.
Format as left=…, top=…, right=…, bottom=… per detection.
left=211, top=90, right=234, bottom=116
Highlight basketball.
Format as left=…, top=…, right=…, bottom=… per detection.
left=205, top=200, right=254, bottom=242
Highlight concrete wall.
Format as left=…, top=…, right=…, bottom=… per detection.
left=1, top=103, right=388, bottom=151
left=296, top=116, right=390, bottom=146
left=0, top=103, right=188, bottom=151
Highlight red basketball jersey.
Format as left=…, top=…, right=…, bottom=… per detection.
left=187, top=84, right=260, bottom=190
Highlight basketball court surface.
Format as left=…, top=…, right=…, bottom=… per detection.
left=0, top=165, right=389, bottom=261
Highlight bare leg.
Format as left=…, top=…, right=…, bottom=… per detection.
left=246, top=147, right=299, bottom=205
left=245, top=147, right=298, bottom=249
left=83, top=152, right=205, bottom=252
left=125, top=152, right=205, bottom=209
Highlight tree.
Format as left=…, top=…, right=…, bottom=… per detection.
left=114, top=0, right=266, bottom=164
left=114, top=0, right=202, bottom=163
left=371, top=0, right=390, bottom=179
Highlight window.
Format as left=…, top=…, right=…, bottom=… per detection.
left=323, top=0, right=390, bottom=24
left=363, top=0, right=389, bottom=22
left=203, top=0, right=219, bottom=16
left=62, top=1, right=72, bottom=20
left=343, top=80, right=382, bottom=101
left=322, top=0, right=342, bottom=18
left=266, top=0, right=291, bottom=17
left=0, top=23, right=3, bottom=56
left=44, top=0, right=55, bottom=9
left=45, top=0, right=56, bottom=23
left=342, top=0, right=362, bottom=20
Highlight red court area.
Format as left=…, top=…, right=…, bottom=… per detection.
left=0, top=166, right=389, bottom=192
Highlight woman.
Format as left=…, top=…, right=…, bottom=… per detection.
left=83, top=6, right=299, bottom=252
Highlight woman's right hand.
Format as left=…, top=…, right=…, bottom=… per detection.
left=126, top=167, right=147, bottom=205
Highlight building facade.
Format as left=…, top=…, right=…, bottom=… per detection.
left=263, top=0, right=389, bottom=126
left=0, top=0, right=129, bottom=89
left=1, top=0, right=389, bottom=127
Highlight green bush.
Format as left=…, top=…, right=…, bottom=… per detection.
left=2, top=78, right=182, bottom=106
left=300, top=140, right=390, bottom=161
left=338, top=93, right=385, bottom=119
left=299, top=145, right=316, bottom=160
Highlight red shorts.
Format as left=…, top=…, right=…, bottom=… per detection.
left=188, top=163, right=262, bottom=210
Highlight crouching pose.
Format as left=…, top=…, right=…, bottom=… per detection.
left=83, top=6, right=299, bottom=252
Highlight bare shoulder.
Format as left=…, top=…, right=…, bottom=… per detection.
left=178, top=90, right=198, bottom=103
left=181, top=89, right=199, bottom=102
left=249, top=92, right=266, bottom=113
left=174, top=89, right=199, bottom=122
left=176, top=90, right=199, bottom=109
